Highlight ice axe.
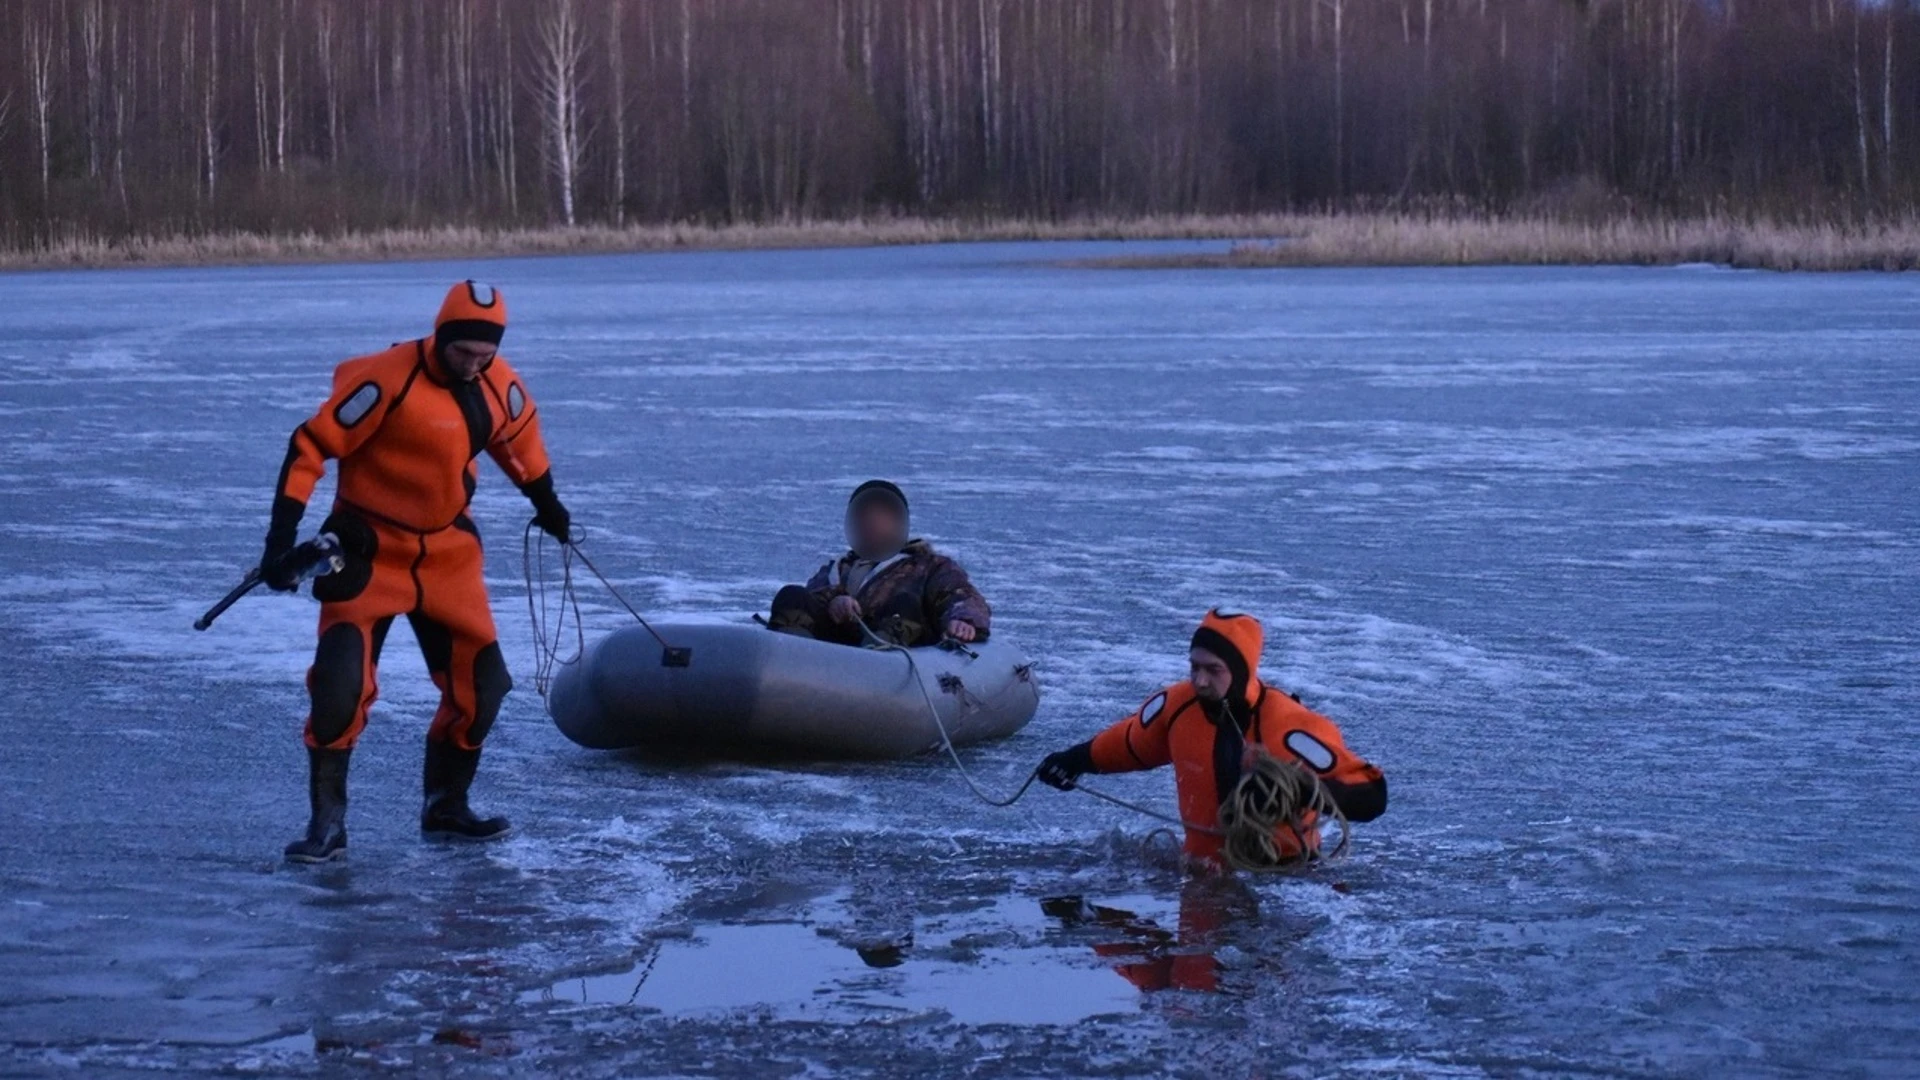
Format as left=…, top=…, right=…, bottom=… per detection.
left=194, top=533, right=346, bottom=631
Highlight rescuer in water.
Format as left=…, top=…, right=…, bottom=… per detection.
left=1035, top=609, right=1388, bottom=869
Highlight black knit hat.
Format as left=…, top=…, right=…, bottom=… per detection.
left=845, top=480, right=909, bottom=560
left=848, top=479, right=908, bottom=514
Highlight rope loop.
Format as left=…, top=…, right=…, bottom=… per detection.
left=1217, top=750, right=1350, bottom=873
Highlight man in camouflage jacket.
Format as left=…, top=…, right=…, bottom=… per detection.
left=768, top=480, right=992, bottom=648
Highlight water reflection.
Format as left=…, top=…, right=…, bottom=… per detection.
left=1043, top=877, right=1264, bottom=994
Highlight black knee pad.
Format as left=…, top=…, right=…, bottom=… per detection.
left=465, top=642, right=512, bottom=745
left=309, top=623, right=367, bottom=746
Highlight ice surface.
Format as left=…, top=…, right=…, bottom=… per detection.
left=1, top=245, right=1916, bottom=1076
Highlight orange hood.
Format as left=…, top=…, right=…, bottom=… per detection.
left=1190, top=609, right=1264, bottom=707
left=434, top=280, right=508, bottom=345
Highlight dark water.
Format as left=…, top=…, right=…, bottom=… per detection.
left=1, top=243, right=1915, bottom=1077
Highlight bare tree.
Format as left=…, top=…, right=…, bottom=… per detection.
left=608, top=0, right=627, bottom=224
left=1320, top=0, right=1348, bottom=197
left=275, top=2, right=291, bottom=174
left=451, top=0, right=477, bottom=193
left=110, top=6, right=127, bottom=206
left=0, top=89, right=15, bottom=163
left=487, top=0, right=520, bottom=216
left=1855, top=0, right=1872, bottom=197
left=531, top=0, right=589, bottom=225
left=253, top=15, right=272, bottom=178
left=1884, top=12, right=1897, bottom=196
left=200, top=5, right=223, bottom=203
left=81, top=0, right=105, bottom=180
left=316, top=0, right=342, bottom=164
left=24, top=8, right=55, bottom=202
left=679, top=0, right=694, bottom=124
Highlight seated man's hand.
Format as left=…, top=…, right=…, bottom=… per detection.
left=945, top=619, right=978, bottom=643
left=828, top=595, right=862, bottom=624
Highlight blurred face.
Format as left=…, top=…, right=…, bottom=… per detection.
left=441, top=340, right=498, bottom=382
left=848, top=501, right=906, bottom=558
left=1189, top=647, right=1234, bottom=702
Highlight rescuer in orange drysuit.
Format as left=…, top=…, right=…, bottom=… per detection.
left=262, top=280, right=571, bottom=863
left=1036, top=610, right=1388, bottom=869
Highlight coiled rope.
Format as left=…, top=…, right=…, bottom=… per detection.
left=1217, top=751, right=1350, bottom=872
left=523, top=523, right=586, bottom=701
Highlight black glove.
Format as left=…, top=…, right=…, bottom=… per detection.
left=1037, top=742, right=1095, bottom=791
left=521, top=471, right=572, bottom=542
left=259, top=495, right=306, bottom=592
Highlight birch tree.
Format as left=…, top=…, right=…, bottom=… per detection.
left=531, top=0, right=588, bottom=225
left=24, top=9, right=55, bottom=202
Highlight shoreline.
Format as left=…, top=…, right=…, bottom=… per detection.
left=2, top=212, right=1915, bottom=273
left=0, top=216, right=1277, bottom=273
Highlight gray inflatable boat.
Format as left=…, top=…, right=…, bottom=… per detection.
left=546, top=621, right=1041, bottom=759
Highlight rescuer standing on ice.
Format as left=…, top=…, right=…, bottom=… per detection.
left=262, top=280, right=572, bottom=863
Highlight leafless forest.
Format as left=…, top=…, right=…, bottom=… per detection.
left=2, top=0, right=1915, bottom=253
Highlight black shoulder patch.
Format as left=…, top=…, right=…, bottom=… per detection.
left=334, top=381, right=382, bottom=428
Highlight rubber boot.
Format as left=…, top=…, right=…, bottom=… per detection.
left=421, top=741, right=511, bottom=841
left=871, top=594, right=929, bottom=648
left=284, top=747, right=350, bottom=863
left=766, top=585, right=821, bottom=638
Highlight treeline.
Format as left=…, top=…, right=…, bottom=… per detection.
left=2, top=0, right=1916, bottom=250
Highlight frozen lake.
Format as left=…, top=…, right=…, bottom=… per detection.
left=1, top=242, right=1916, bottom=1077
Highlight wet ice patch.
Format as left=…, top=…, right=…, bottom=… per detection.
left=489, top=816, right=686, bottom=947
left=521, top=890, right=1142, bottom=1026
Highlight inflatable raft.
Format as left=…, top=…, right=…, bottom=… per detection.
left=546, top=621, right=1041, bottom=759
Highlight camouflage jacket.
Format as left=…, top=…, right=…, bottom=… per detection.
left=805, top=540, right=992, bottom=638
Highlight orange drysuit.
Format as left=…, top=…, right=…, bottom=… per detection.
left=1085, top=611, right=1388, bottom=867
left=267, top=281, right=554, bottom=753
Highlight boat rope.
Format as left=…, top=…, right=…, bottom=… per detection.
left=852, top=617, right=1040, bottom=808
left=523, top=524, right=686, bottom=701
left=523, top=522, right=585, bottom=702
left=852, top=616, right=1219, bottom=835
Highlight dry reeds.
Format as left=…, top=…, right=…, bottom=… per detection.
left=1088, top=214, right=1920, bottom=272
left=0, top=215, right=1293, bottom=271
left=4, top=212, right=1915, bottom=272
